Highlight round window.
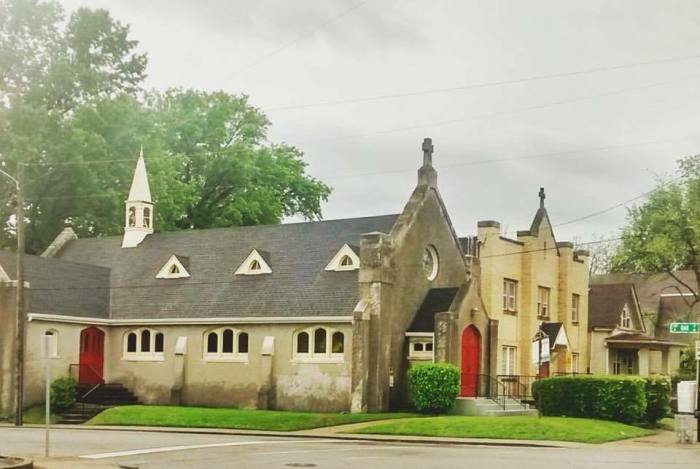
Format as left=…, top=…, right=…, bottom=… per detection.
left=422, top=245, right=439, bottom=280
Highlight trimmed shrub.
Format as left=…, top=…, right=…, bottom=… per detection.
left=643, top=376, right=671, bottom=424
left=50, top=377, right=76, bottom=413
left=532, top=375, right=646, bottom=424
left=407, top=363, right=460, bottom=413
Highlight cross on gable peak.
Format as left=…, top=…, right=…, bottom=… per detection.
left=539, top=187, right=546, bottom=208
left=422, top=137, right=434, bottom=167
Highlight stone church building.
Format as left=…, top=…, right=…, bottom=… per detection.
left=0, top=139, right=590, bottom=416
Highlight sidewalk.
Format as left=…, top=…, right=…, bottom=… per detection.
left=0, top=421, right=591, bottom=449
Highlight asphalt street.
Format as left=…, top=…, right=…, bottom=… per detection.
left=1, top=427, right=699, bottom=468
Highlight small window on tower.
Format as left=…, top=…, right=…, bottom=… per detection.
left=143, top=207, right=151, bottom=228
left=128, top=207, right=136, bottom=227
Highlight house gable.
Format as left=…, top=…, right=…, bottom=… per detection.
left=235, top=249, right=273, bottom=276
left=155, top=255, right=191, bottom=279
left=325, top=244, right=360, bottom=271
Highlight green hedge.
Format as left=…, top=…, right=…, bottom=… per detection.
left=407, top=363, right=460, bottom=414
left=50, top=377, right=76, bottom=413
left=643, top=376, right=671, bottom=424
left=532, top=375, right=647, bottom=424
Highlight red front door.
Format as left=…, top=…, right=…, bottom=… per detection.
left=79, top=327, right=104, bottom=385
left=460, top=325, right=481, bottom=397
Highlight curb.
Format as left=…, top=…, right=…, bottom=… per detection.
left=2, top=423, right=570, bottom=449
left=0, top=456, right=33, bottom=469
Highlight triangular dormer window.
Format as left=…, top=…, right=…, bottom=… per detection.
left=156, top=255, right=191, bottom=279
left=325, top=244, right=360, bottom=271
left=235, top=249, right=272, bottom=276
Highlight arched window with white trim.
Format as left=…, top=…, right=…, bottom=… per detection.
left=203, top=328, right=249, bottom=361
left=123, top=328, right=165, bottom=360
left=293, top=327, right=345, bottom=362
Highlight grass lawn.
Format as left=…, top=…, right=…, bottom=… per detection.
left=87, top=405, right=417, bottom=431
left=350, top=416, right=653, bottom=444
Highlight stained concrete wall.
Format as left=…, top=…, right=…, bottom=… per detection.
left=355, top=183, right=469, bottom=411
left=22, top=320, right=353, bottom=412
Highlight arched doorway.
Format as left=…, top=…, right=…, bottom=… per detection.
left=460, top=325, right=481, bottom=397
left=79, top=327, right=105, bottom=385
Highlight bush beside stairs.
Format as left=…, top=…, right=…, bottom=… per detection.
left=59, top=383, right=140, bottom=424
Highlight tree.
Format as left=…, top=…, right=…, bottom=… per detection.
left=574, top=234, right=618, bottom=276
left=610, top=154, right=700, bottom=309
left=0, top=0, right=331, bottom=254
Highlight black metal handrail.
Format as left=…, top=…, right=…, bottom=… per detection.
left=68, top=363, right=105, bottom=392
left=476, top=374, right=507, bottom=410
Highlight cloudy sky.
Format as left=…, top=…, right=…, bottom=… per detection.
left=58, top=0, right=700, bottom=242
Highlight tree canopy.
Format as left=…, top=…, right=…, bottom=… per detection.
left=610, top=154, right=700, bottom=307
left=0, top=0, right=330, bottom=254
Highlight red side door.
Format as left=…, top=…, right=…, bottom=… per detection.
left=460, top=325, right=481, bottom=397
left=79, top=327, right=105, bottom=385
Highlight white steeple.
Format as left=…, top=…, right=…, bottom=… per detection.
left=127, top=146, right=152, bottom=202
left=122, top=147, right=154, bottom=248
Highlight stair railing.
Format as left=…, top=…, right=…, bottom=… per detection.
left=477, top=374, right=506, bottom=410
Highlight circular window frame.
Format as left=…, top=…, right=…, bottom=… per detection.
left=423, top=245, right=439, bottom=281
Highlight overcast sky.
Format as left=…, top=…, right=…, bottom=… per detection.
left=57, top=0, right=700, bottom=242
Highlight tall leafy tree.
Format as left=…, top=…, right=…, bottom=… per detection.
left=0, top=0, right=330, bottom=254
left=610, top=154, right=700, bottom=309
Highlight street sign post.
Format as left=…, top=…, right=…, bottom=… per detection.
left=670, top=323, right=700, bottom=334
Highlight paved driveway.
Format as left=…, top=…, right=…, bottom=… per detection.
left=1, top=427, right=699, bottom=468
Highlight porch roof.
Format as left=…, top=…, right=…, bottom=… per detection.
left=407, top=287, right=459, bottom=332
left=605, top=332, right=686, bottom=347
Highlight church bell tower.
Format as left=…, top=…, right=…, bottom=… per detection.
left=122, top=147, right=154, bottom=248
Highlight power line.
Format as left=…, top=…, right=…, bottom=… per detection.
left=297, top=74, right=700, bottom=144
left=224, top=1, right=366, bottom=81
left=265, top=53, right=700, bottom=112
left=18, top=133, right=699, bottom=201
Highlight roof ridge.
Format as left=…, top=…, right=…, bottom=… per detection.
left=65, top=213, right=401, bottom=243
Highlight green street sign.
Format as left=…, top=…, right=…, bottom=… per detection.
left=670, top=322, right=700, bottom=333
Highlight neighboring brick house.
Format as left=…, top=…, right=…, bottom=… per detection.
left=0, top=138, right=590, bottom=416
left=588, top=272, right=696, bottom=376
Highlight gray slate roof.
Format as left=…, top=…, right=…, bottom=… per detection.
left=591, top=271, right=698, bottom=339
left=55, top=214, right=398, bottom=319
left=588, top=283, right=643, bottom=331
left=0, top=251, right=110, bottom=318
left=407, top=287, right=459, bottom=332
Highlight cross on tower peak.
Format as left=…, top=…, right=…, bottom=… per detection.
left=539, top=187, right=546, bottom=208
left=422, top=137, right=434, bottom=167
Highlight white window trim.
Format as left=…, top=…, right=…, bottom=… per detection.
left=537, top=286, right=550, bottom=318
left=202, top=327, right=249, bottom=362
left=325, top=244, right=360, bottom=271
left=235, top=249, right=272, bottom=275
left=155, top=255, right=191, bottom=279
left=501, top=345, right=517, bottom=375
left=503, top=279, right=517, bottom=312
left=292, top=327, right=345, bottom=363
left=620, top=304, right=632, bottom=329
left=408, top=336, right=434, bottom=360
left=571, top=293, right=580, bottom=323
left=123, top=328, right=165, bottom=361
left=571, top=352, right=580, bottom=373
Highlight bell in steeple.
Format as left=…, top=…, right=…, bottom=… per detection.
left=122, top=147, right=154, bottom=248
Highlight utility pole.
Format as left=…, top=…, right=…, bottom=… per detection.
left=14, top=163, right=25, bottom=426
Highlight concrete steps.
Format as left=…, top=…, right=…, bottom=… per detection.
left=58, top=382, right=140, bottom=424
left=452, top=397, right=538, bottom=417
